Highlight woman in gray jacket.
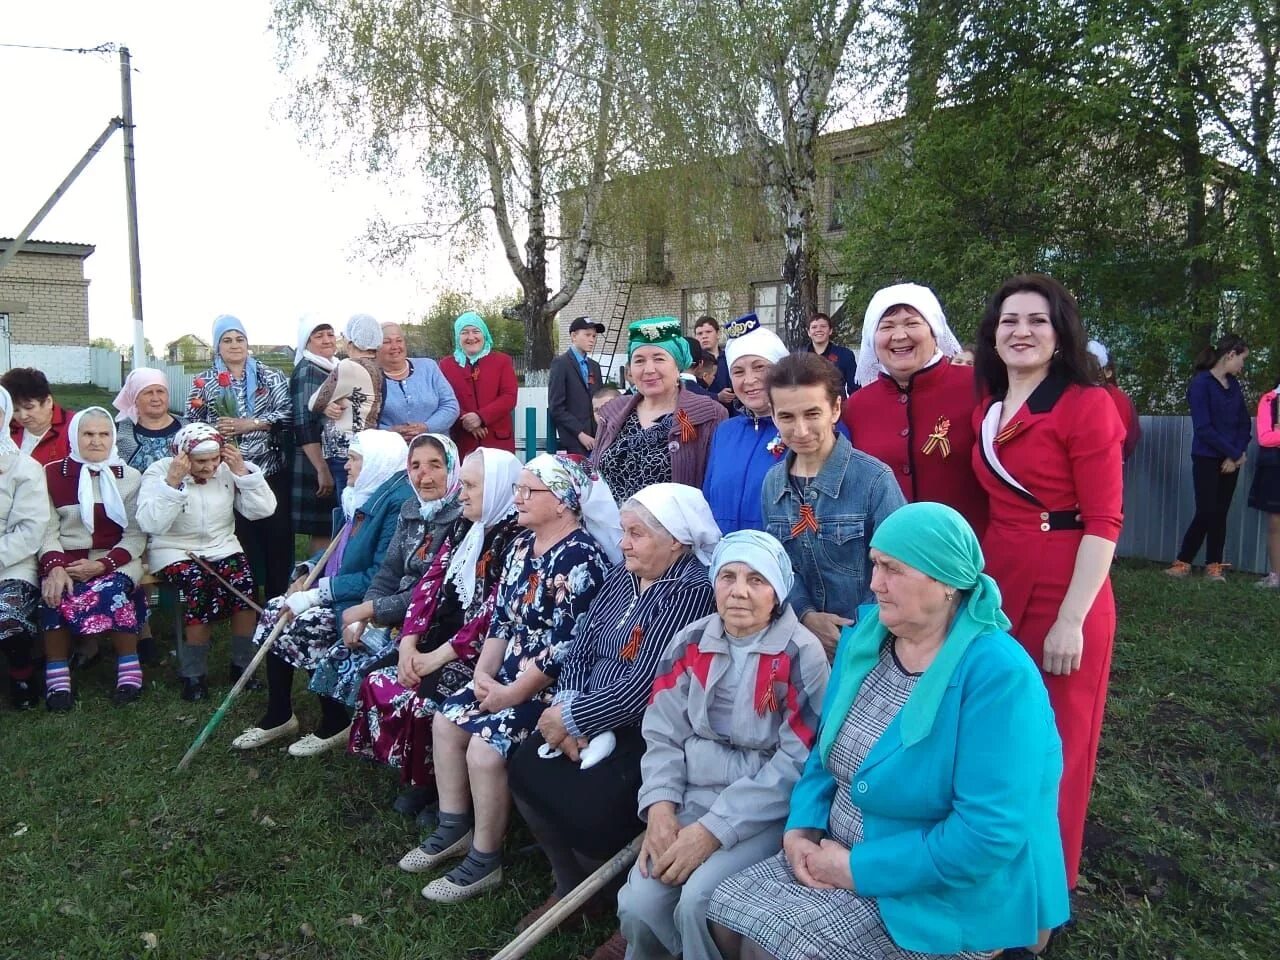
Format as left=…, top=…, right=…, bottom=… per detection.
left=609, top=530, right=829, bottom=960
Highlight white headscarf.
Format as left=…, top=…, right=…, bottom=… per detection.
left=68, top=407, right=128, bottom=534
left=855, top=283, right=962, bottom=387
left=111, top=367, right=169, bottom=423
left=710, top=529, right=795, bottom=608
left=0, top=386, right=20, bottom=456
left=628, top=483, right=722, bottom=565
left=295, top=313, right=336, bottom=371
left=341, top=429, right=408, bottom=520
left=446, top=448, right=523, bottom=606
left=345, top=313, right=384, bottom=351
left=524, top=453, right=623, bottom=564
left=1086, top=340, right=1109, bottom=367
left=172, top=422, right=224, bottom=457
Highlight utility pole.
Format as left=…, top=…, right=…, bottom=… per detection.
left=120, top=46, right=146, bottom=369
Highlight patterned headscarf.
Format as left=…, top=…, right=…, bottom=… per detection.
left=0, top=386, right=20, bottom=456
left=409, top=433, right=462, bottom=521
left=68, top=407, right=128, bottom=534
left=172, top=422, right=225, bottom=457
left=627, top=317, right=692, bottom=371
left=112, top=368, right=169, bottom=423
left=452, top=311, right=493, bottom=367
left=345, top=313, right=384, bottom=351
left=523, top=453, right=623, bottom=563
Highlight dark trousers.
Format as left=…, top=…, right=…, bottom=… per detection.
left=1177, top=455, right=1241, bottom=565
left=235, top=469, right=293, bottom=599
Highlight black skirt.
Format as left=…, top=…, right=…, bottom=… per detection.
left=1249, top=456, right=1280, bottom=513
left=507, top=725, right=646, bottom=860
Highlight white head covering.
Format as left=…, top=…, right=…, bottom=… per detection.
left=724, top=319, right=790, bottom=370
left=0, top=386, right=20, bottom=456
left=524, top=453, right=623, bottom=564
left=172, top=422, right=224, bottom=457
left=295, top=313, right=336, bottom=370
left=446, top=448, right=523, bottom=606
left=345, top=313, right=384, bottom=352
left=628, top=483, right=722, bottom=565
left=68, top=407, right=128, bottom=534
left=1086, top=340, right=1109, bottom=367
left=855, top=283, right=962, bottom=387
left=710, top=529, right=795, bottom=607
left=111, top=368, right=169, bottom=423
left=341, top=429, right=408, bottom=520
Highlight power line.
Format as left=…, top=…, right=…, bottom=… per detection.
left=0, top=41, right=117, bottom=55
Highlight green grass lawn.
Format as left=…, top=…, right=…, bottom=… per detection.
left=0, top=561, right=1275, bottom=959
left=49, top=383, right=120, bottom=413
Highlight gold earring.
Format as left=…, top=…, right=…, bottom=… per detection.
left=945, top=590, right=955, bottom=602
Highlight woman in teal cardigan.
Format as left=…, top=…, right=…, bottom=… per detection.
left=709, top=501, right=1069, bottom=960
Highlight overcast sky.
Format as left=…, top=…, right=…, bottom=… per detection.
left=1, top=0, right=510, bottom=353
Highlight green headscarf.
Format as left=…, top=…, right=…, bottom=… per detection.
left=452, top=311, right=493, bottom=367
left=820, top=501, right=1012, bottom=759
left=627, top=316, right=692, bottom=371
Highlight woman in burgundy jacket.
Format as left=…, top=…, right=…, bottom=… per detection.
left=438, top=312, right=518, bottom=458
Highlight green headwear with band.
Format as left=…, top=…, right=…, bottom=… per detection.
left=819, top=501, right=1012, bottom=760
left=453, top=311, right=493, bottom=367
left=627, top=317, right=692, bottom=371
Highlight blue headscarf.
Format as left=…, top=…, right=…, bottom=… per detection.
left=452, top=312, right=493, bottom=367
left=212, top=314, right=260, bottom=415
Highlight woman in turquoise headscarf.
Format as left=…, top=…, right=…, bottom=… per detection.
left=439, top=311, right=518, bottom=458
left=590, top=316, right=728, bottom=501
left=708, top=501, right=1070, bottom=960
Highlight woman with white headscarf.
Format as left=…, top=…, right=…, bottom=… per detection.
left=137, top=423, right=278, bottom=700
left=113, top=367, right=185, bottom=471
left=232, top=429, right=416, bottom=754
left=403, top=453, right=615, bottom=904
left=505, top=483, right=720, bottom=934
left=0, top=385, right=49, bottom=710
left=841, top=283, right=988, bottom=537
left=37, top=407, right=147, bottom=710
left=349, top=447, right=525, bottom=816
left=310, top=313, right=387, bottom=502
left=290, top=314, right=339, bottom=551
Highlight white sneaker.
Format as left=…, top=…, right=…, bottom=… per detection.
left=1255, top=572, right=1280, bottom=589
left=287, top=724, right=351, bottom=757
left=397, top=829, right=473, bottom=873
left=230, top=714, right=300, bottom=750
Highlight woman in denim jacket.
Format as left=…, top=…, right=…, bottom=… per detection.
left=761, top=354, right=905, bottom=658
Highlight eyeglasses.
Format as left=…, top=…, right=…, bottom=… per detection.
left=512, top=483, right=555, bottom=500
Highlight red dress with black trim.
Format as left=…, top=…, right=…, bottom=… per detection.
left=971, top=375, right=1124, bottom=888
left=842, top=358, right=987, bottom=537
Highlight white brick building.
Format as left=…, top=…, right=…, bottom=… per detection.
left=0, top=238, right=95, bottom=382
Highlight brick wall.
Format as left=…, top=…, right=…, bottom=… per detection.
left=0, top=247, right=92, bottom=351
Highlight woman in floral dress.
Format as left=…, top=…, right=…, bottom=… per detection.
left=399, top=453, right=620, bottom=904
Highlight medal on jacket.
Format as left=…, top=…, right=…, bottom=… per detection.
left=676, top=408, right=697, bottom=443
left=522, top=570, right=540, bottom=604
left=757, top=657, right=781, bottom=715
left=790, top=502, right=819, bottom=537
left=620, top=625, right=643, bottom=662
left=921, top=417, right=951, bottom=458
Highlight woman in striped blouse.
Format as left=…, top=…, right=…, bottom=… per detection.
left=506, top=483, right=720, bottom=933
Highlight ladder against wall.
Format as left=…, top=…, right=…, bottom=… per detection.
left=593, top=279, right=632, bottom=382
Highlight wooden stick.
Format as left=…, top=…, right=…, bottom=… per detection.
left=184, top=551, right=264, bottom=615
left=175, top=537, right=340, bottom=772
left=490, top=833, right=643, bottom=960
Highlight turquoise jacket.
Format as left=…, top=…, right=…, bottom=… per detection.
left=786, top=606, right=1070, bottom=953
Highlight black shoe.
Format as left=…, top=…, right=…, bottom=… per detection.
left=112, top=684, right=143, bottom=707
left=392, top=786, right=433, bottom=816
left=9, top=678, right=38, bottom=710
left=45, top=690, right=74, bottom=713
left=181, top=676, right=209, bottom=702
left=137, top=636, right=159, bottom=665
left=228, top=664, right=263, bottom=691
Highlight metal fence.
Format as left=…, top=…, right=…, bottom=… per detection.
left=88, top=348, right=124, bottom=392
left=1118, top=416, right=1270, bottom=573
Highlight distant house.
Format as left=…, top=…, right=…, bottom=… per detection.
left=166, top=334, right=212, bottom=364
left=0, top=238, right=95, bottom=382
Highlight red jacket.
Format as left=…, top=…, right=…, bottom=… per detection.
left=841, top=359, right=988, bottom=537
left=9, top=403, right=74, bottom=466
left=1102, top=383, right=1141, bottom=461
left=439, top=352, right=519, bottom=457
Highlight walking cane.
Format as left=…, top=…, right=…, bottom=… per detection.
left=490, top=833, right=643, bottom=960
left=176, top=537, right=340, bottom=772
left=184, top=551, right=265, bottom=615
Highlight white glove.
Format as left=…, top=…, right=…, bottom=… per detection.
left=285, top=589, right=321, bottom=616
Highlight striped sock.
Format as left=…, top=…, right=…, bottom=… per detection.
left=116, top=654, right=143, bottom=689
left=45, top=660, right=71, bottom=695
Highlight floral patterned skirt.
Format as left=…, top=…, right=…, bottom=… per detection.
left=349, top=657, right=476, bottom=787
left=252, top=595, right=336, bottom=671
left=40, top=572, right=143, bottom=637
left=157, top=553, right=256, bottom=625
left=308, top=625, right=399, bottom=708
left=440, top=681, right=553, bottom=760
left=0, top=579, right=38, bottom=643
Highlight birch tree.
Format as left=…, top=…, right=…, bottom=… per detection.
left=273, top=0, right=645, bottom=372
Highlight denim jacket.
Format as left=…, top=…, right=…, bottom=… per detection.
left=761, top=434, right=905, bottom=623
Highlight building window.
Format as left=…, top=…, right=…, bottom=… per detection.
left=751, top=282, right=787, bottom=332
left=829, top=154, right=878, bottom=231
left=683, top=287, right=731, bottom=329
left=827, top=281, right=852, bottom=320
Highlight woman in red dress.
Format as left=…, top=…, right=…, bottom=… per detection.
left=971, top=274, right=1124, bottom=889
left=438, top=312, right=518, bottom=458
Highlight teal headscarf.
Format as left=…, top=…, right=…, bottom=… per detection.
left=452, top=311, right=493, bottom=367
left=820, top=501, right=1012, bottom=759
left=627, top=317, right=692, bottom=371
